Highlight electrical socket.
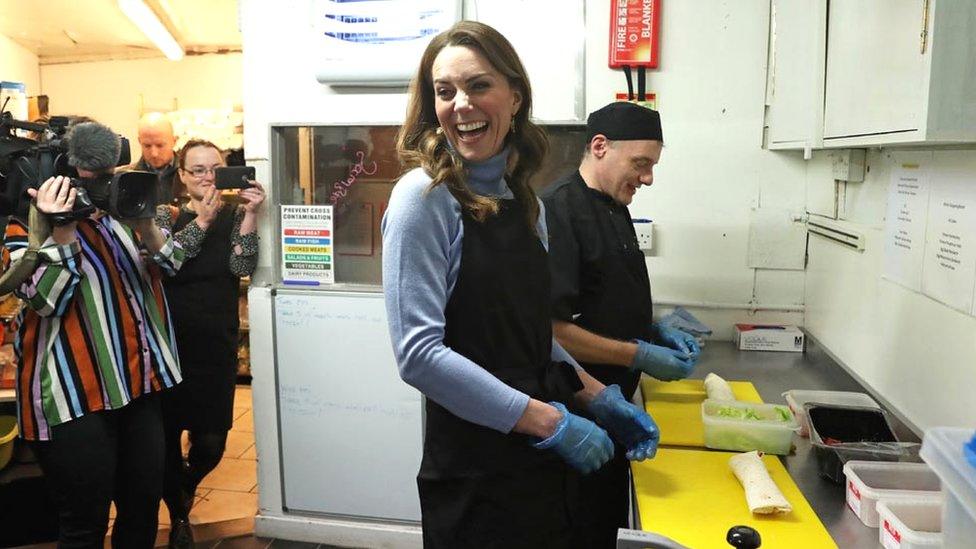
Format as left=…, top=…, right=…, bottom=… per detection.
left=634, top=220, right=653, bottom=252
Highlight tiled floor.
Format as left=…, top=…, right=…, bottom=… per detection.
left=169, top=385, right=258, bottom=531
left=17, top=386, right=261, bottom=548
left=107, top=385, right=259, bottom=544
left=14, top=383, right=365, bottom=549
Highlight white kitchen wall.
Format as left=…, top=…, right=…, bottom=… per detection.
left=585, top=0, right=808, bottom=335
left=240, top=0, right=807, bottom=337
left=0, top=32, right=40, bottom=97
left=805, top=149, right=976, bottom=431
left=39, top=53, right=243, bottom=159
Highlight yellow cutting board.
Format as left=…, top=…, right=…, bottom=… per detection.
left=642, top=377, right=764, bottom=448
left=633, top=447, right=837, bottom=549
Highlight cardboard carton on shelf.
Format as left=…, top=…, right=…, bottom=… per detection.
left=734, top=324, right=805, bottom=353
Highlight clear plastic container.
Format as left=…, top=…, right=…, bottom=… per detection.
left=806, top=403, right=921, bottom=483
left=920, top=427, right=976, bottom=549
left=843, top=460, right=942, bottom=527
left=876, top=497, right=943, bottom=549
left=701, top=399, right=798, bottom=455
left=782, top=389, right=879, bottom=437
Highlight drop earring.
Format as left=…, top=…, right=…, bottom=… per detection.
left=510, top=116, right=517, bottom=134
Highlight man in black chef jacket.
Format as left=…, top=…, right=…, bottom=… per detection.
left=542, top=101, right=701, bottom=549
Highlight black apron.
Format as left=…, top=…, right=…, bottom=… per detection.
left=574, top=183, right=654, bottom=399
left=162, top=205, right=240, bottom=431
left=418, top=198, right=582, bottom=549
left=545, top=174, right=656, bottom=549
left=575, top=184, right=655, bottom=549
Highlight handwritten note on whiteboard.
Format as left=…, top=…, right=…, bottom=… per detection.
left=883, top=162, right=930, bottom=291
left=921, top=173, right=976, bottom=314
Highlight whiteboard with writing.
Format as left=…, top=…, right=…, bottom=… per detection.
left=275, top=290, right=423, bottom=521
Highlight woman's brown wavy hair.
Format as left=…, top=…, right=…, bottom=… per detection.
left=396, top=20, right=549, bottom=226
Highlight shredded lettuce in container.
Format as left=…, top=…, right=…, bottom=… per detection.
left=711, top=405, right=793, bottom=422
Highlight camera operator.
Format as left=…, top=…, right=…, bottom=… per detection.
left=2, top=121, right=184, bottom=548
left=154, top=139, right=264, bottom=548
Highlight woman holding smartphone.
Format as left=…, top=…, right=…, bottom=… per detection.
left=154, top=139, right=265, bottom=548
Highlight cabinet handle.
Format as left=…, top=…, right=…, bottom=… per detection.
left=920, top=0, right=930, bottom=54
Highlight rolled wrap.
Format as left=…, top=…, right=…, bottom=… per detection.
left=729, top=451, right=792, bottom=515
left=704, top=373, right=735, bottom=401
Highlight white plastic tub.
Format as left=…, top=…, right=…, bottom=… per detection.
left=843, top=460, right=942, bottom=527
left=920, top=427, right=976, bottom=549
left=782, top=389, right=879, bottom=437
left=701, top=399, right=798, bottom=455
left=876, top=497, right=943, bottom=549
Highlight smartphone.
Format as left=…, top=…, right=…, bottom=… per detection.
left=214, top=166, right=256, bottom=190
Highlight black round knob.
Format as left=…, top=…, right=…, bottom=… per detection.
left=726, top=525, right=761, bottom=548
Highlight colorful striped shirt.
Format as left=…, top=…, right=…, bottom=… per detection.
left=2, top=215, right=185, bottom=440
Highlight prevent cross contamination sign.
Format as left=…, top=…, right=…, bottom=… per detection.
left=281, top=205, right=334, bottom=285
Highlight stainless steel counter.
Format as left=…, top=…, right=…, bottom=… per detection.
left=685, top=339, right=920, bottom=549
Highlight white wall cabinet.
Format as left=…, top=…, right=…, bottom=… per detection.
left=766, top=0, right=976, bottom=150
left=765, top=0, right=827, bottom=151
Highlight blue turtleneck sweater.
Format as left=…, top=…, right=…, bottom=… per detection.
left=382, top=149, right=581, bottom=434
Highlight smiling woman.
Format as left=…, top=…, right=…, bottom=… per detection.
left=431, top=44, right=521, bottom=164
left=381, top=20, right=660, bottom=549
left=396, top=20, right=547, bottom=224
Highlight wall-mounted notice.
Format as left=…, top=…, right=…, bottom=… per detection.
left=281, top=205, right=334, bottom=285
left=883, top=162, right=931, bottom=292
left=921, top=174, right=976, bottom=314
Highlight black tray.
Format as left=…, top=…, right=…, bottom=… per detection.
left=805, top=403, right=917, bottom=483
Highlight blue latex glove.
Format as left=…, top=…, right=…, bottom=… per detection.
left=533, top=402, right=614, bottom=474
left=589, top=384, right=660, bottom=461
left=655, top=324, right=702, bottom=358
left=658, top=306, right=713, bottom=338
left=631, top=339, right=696, bottom=381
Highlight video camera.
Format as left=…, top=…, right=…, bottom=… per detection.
left=0, top=109, right=157, bottom=221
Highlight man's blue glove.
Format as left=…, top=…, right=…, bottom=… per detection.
left=631, top=340, right=696, bottom=381
left=588, top=384, right=660, bottom=461
left=654, top=324, right=702, bottom=358
left=533, top=402, right=614, bottom=474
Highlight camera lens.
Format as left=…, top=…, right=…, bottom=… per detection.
left=117, top=182, right=146, bottom=218
left=112, top=171, right=156, bottom=219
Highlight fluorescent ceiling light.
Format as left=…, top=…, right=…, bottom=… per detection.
left=118, top=0, right=184, bottom=60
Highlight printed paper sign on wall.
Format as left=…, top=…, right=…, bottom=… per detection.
left=883, top=162, right=930, bottom=292
left=921, top=172, right=976, bottom=314
left=281, top=205, right=335, bottom=285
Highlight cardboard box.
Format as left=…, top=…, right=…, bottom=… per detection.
left=734, top=324, right=805, bottom=352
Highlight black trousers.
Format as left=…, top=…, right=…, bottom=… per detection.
left=572, top=448, right=630, bottom=549
left=32, top=393, right=165, bottom=549
left=418, top=464, right=576, bottom=549
left=161, top=421, right=228, bottom=521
